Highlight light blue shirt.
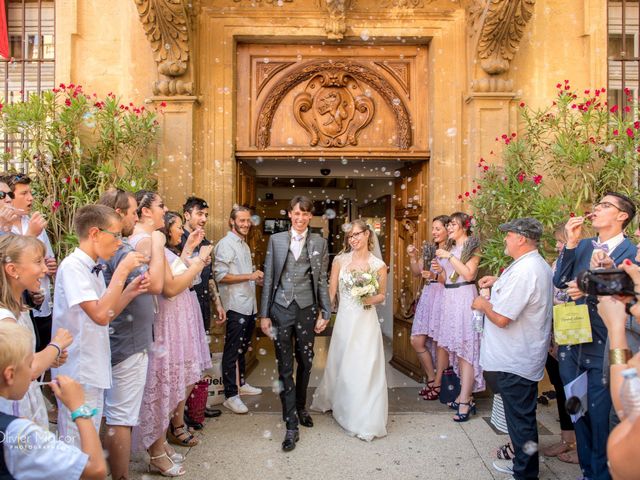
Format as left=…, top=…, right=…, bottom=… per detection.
left=2, top=417, right=88, bottom=479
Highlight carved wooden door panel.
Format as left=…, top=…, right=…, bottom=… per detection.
left=389, top=161, right=429, bottom=381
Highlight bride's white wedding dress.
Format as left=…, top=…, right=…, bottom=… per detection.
left=311, top=252, right=388, bottom=441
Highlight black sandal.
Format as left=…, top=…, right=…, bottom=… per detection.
left=496, top=442, right=515, bottom=460
left=167, top=423, right=199, bottom=447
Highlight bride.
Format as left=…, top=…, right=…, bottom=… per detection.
left=311, top=219, right=388, bottom=441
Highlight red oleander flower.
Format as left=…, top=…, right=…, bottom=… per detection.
left=627, top=128, right=634, bottom=138
left=613, top=129, right=619, bottom=136
left=59, top=83, right=66, bottom=89
left=464, top=191, right=470, bottom=197
left=556, top=83, right=562, bottom=89
left=634, top=121, right=640, bottom=129
left=519, top=102, right=525, bottom=107
left=517, top=172, right=525, bottom=183
left=63, top=176, right=70, bottom=184
left=483, top=165, right=489, bottom=171
left=625, top=106, right=631, bottom=113
left=584, top=89, right=590, bottom=95
left=533, top=175, right=543, bottom=185
left=52, top=201, right=61, bottom=212
left=458, top=194, right=463, bottom=200
left=74, top=177, right=80, bottom=184
left=610, top=105, right=619, bottom=113
left=569, top=212, right=575, bottom=217
left=64, top=98, right=71, bottom=106
left=160, top=101, right=167, bottom=108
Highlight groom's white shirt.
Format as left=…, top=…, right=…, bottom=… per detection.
left=289, top=228, right=307, bottom=260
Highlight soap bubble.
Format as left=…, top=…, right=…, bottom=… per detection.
left=360, top=30, right=370, bottom=41
left=446, top=127, right=457, bottom=137
left=523, top=441, right=538, bottom=456
left=258, top=348, right=267, bottom=356
left=324, top=209, right=336, bottom=220
left=392, top=98, right=401, bottom=106
left=393, top=170, right=401, bottom=177
left=251, top=215, right=262, bottom=226
left=262, top=430, right=272, bottom=439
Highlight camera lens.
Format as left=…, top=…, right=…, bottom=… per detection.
left=565, top=396, right=582, bottom=415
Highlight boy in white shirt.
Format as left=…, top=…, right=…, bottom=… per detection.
left=52, top=204, right=149, bottom=447
left=0, top=322, right=106, bottom=480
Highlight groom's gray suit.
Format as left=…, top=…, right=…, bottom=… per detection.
left=260, top=229, right=330, bottom=430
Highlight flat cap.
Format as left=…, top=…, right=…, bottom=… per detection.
left=498, top=217, right=543, bottom=241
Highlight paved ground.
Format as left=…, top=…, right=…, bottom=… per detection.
left=127, top=337, right=582, bottom=479
left=129, top=394, right=581, bottom=480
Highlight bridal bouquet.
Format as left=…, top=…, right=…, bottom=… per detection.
left=343, top=268, right=379, bottom=310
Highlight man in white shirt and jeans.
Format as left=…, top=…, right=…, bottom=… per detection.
left=214, top=205, right=264, bottom=414
left=472, top=218, right=553, bottom=480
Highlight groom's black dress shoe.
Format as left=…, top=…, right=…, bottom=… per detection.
left=297, top=409, right=314, bottom=428
left=205, top=407, right=222, bottom=418
left=282, top=429, right=299, bottom=452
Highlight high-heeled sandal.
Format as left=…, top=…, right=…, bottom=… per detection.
left=167, top=423, right=199, bottom=447
left=164, top=441, right=185, bottom=463
left=421, top=383, right=441, bottom=401
left=418, top=380, right=435, bottom=397
left=148, top=452, right=186, bottom=477
left=453, top=401, right=477, bottom=422
left=496, top=442, right=515, bottom=460
left=448, top=396, right=474, bottom=410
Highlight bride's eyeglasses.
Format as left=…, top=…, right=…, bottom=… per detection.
left=347, top=230, right=366, bottom=240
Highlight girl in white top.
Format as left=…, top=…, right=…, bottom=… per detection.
left=0, top=234, right=73, bottom=429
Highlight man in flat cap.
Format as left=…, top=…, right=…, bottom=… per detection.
left=472, top=218, right=554, bottom=480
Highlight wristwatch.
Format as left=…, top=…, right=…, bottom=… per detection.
left=71, top=404, right=98, bottom=422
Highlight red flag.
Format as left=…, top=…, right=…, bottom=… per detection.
left=0, top=0, right=9, bottom=60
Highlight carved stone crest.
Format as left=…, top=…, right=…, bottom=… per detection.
left=255, top=60, right=411, bottom=150
left=293, top=71, right=374, bottom=148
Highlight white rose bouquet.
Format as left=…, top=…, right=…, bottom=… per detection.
left=342, top=268, right=380, bottom=310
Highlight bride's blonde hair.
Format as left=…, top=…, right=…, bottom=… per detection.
left=341, top=219, right=374, bottom=253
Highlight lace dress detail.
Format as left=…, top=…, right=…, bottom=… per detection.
left=133, top=248, right=212, bottom=450
left=436, top=244, right=485, bottom=392
left=311, top=252, right=388, bottom=441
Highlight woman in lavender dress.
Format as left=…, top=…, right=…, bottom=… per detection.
left=435, top=212, right=484, bottom=422
left=408, top=215, right=451, bottom=400
left=134, top=201, right=212, bottom=477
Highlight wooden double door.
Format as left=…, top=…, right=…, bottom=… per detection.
left=230, top=42, right=431, bottom=380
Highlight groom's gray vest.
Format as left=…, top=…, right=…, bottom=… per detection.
left=274, top=241, right=315, bottom=309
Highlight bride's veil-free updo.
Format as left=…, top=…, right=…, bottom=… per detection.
left=341, top=219, right=383, bottom=260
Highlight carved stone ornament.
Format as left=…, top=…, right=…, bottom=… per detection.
left=256, top=60, right=412, bottom=150
left=134, top=0, right=193, bottom=95
left=468, top=0, right=535, bottom=76
left=233, top=0, right=293, bottom=3
left=293, top=71, right=375, bottom=148
left=319, top=0, right=353, bottom=40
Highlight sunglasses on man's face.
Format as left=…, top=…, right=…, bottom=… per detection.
left=0, top=191, right=15, bottom=201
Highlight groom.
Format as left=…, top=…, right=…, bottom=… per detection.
left=259, top=195, right=331, bottom=452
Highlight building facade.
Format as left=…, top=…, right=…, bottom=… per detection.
left=6, top=0, right=614, bottom=377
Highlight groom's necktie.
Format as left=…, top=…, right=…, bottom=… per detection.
left=292, top=234, right=304, bottom=260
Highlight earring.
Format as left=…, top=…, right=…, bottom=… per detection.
left=14, top=275, right=19, bottom=279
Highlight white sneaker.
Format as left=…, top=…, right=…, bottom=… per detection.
left=492, top=459, right=514, bottom=475
left=223, top=395, right=249, bottom=414
left=239, top=383, right=263, bottom=396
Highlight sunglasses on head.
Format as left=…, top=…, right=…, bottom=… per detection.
left=0, top=191, right=15, bottom=200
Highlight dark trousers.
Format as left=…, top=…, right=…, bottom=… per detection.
left=271, top=301, right=317, bottom=430
left=486, top=371, right=539, bottom=480
left=29, top=313, right=52, bottom=353
left=545, top=354, right=574, bottom=432
left=558, top=344, right=611, bottom=480
left=222, top=310, right=256, bottom=399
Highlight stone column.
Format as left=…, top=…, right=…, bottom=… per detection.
left=150, top=96, right=198, bottom=209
